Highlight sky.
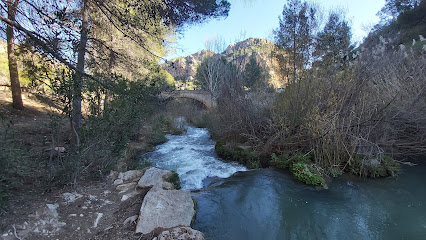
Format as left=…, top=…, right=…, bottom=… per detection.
left=165, top=0, right=386, bottom=60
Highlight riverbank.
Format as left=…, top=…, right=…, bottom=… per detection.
left=0, top=91, right=201, bottom=239
left=1, top=166, right=204, bottom=239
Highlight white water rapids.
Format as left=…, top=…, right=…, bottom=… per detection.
left=143, top=125, right=247, bottom=190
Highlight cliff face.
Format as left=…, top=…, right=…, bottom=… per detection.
left=163, top=50, right=215, bottom=82
left=223, top=38, right=284, bottom=88
left=163, top=38, right=286, bottom=89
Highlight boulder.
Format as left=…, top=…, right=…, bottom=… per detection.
left=153, top=227, right=205, bottom=240
left=137, top=167, right=173, bottom=189
left=136, top=188, right=195, bottom=234
left=118, top=170, right=146, bottom=182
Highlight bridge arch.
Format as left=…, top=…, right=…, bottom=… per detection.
left=160, top=90, right=217, bottom=109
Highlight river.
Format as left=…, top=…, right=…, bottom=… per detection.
left=144, top=125, right=426, bottom=240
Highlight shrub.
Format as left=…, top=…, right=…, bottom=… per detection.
left=167, top=170, right=181, bottom=190
left=270, top=153, right=291, bottom=169
left=270, top=152, right=314, bottom=169
left=348, top=155, right=401, bottom=178
left=290, top=162, right=325, bottom=185
left=215, top=141, right=260, bottom=169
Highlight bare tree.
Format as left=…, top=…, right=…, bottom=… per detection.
left=195, top=55, right=227, bottom=97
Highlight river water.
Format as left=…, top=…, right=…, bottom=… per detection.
left=145, top=125, right=426, bottom=240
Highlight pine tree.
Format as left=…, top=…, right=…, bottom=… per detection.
left=243, top=55, right=267, bottom=89
left=5, top=0, right=23, bottom=110
left=274, top=0, right=317, bottom=84
left=314, top=12, right=351, bottom=69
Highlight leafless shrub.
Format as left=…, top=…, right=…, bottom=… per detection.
left=264, top=40, right=426, bottom=170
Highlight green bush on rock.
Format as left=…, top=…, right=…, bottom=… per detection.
left=290, top=162, right=325, bottom=186
left=167, top=170, right=181, bottom=190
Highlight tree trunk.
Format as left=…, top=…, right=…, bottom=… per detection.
left=6, top=0, right=23, bottom=110
left=72, top=0, right=89, bottom=147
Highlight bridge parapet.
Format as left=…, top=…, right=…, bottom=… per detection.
left=160, top=90, right=217, bottom=109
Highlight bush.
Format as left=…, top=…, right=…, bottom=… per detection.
left=215, top=141, right=260, bottom=169
left=0, top=114, right=30, bottom=209
left=270, top=153, right=290, bottom=169
left=167, top=170, right=181, bottom=190
left=270, top=152, right=313, bottom=169
left=290, top=162, right=325, bottom=185
left=348, top=155, right=401, bottom=178
left=149, top=130, right=168, bottom=145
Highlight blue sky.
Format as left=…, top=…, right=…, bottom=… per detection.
left=166, top=0, right=385, bottom=60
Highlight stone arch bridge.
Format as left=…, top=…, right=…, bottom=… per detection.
left=160, top=90, right=217, bottom=109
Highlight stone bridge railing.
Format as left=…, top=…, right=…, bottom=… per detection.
left=160, top=90, right=217, bottom=109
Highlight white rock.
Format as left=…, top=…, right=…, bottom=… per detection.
left=121, top=189, right=144, bottom=202
left=46, top=204, right=59, bottom=218
left=93, top=213, right=103, bottom=228
left=118, top=170, right=145, bottom=182
left=137, top=167, right=172, bottom=189
left=113, top=179, right=124, bottom=185
left=135, top=188, right=195, bottom=234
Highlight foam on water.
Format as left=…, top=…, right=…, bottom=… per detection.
left=144, top=125, right=247, bottom=190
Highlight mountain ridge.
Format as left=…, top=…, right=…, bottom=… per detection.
left=163, top=38, right=285, bottom=89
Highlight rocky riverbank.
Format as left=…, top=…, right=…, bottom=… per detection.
left=1, top=167, right=203, bottom=240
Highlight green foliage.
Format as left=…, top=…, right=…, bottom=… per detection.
left=348, top=155, right=401, bottom=178
left=379, top=0, right=422, bottom=19
left=270, top=153, right=291, bottom=169
left=46, top=73, right=159, bottom=184
left=243, top=55, right=268, bottom=89
left=366, top=0, right=425, bottom=47
left=290, top=162, right=325, bottom=185
left=215, top=141, right=260, bottom=169
left=0, top=113, right=30, bottom=209
left=274, top=0, right=317, bottom=83
left=314, top=12, right=351, bottom=68
left=167, top=170, right=181, bottom=190
left=0, top=40, right=55, bottom=89
left=329, top=168, right=343, bottom=177
left=149, top=130, right=168, bottom=145
left=270, top=151, right=326, bottom=185
left=149, top=69, right=176, bottom=92
left=159, top=0, right=230, bottom=27
left=271, top=152, right=314, bottom=169
left=125, top=152, right=152, bottom=171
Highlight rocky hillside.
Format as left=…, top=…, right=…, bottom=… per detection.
left=163, top=50, right=215, bottom=83
left=163, top=38, right=285, bottom=89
